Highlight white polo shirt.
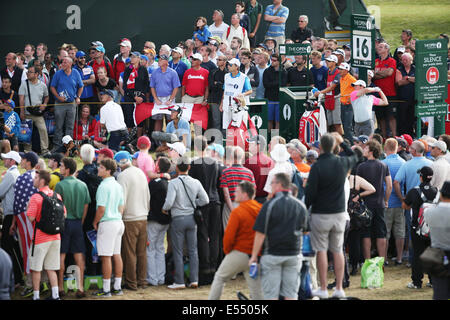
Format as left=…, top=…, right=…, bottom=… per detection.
left=100, top=100, right=127, bottom=132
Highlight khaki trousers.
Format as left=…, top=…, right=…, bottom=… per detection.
left=24, top=114, right=49, bottom=153
left=121, top=220, right=148, bottom=289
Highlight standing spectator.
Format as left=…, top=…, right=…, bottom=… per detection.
left=249, top=172, right=307, bottom=300
left=181, top=53, right=209, bottom=105
left=92, top=159, right=125, bottom=297
left=99, top=90, right=129, bottom=152
left=193, top=17, right=212, bottom=44
left=209, top=10, right=229, bottom=41
left=209, top=181, right=263, bottom=299
left=147, top=157, right=172, bottom=286
left=338, top=62, right=356, bottom=142
left=264, top=0, right=289, bottom=47
left=254, top=51, right=269, bottom=99
left=1, top=53, right=27, bottom=92
left=287, top=55, right=314, bottom=87
left=220, top=147, right=256, bottom=228
left=223, top=13, right=250, bottom=50
left=263, top=54, right=287, bottom=130
left=150, top=54, right=181, bottom=132
left=88, top=46, right=114, bottom=80
left=396, top=137, right=412, bottom=161
left=27, top=170, right=66, bottom=300
left=245, top=0, right=264, bottom=48
left=50, top=57, right=83, bottom=151
left=27, top=43, right=47, bottom=67
left=114, top=151, right=150, bottom=291
left=350, top=80, right=388, bottom=137
left=429, top=140, right=450, bottom=189
left=113, top=38, right=132, bottom=84
left=395, top=52, right=415, bottom=136
left=394, top=30, right=413, bottom=66
left=373, top=43, right=397, bottom=138
left=0, top=151, right=22, bottom=288
left=94, top=67, right=119, bottom=102
left=245, top=135, right=274, bottom=204
left=47, top=153, right=63, bottom=190
left=169, top=47, right=188, bottom=103
left=264, top=143, right=295, bottom=194
left=73, top=51, right=96, bottom=114
left=235, top=1, right=251, bottom=34
left=239, top=50, right=259, bottom=97
left=19, top=65, right=50, bottom=156
left=291, top=15, right=313, bottom=43
left=382, top=138, right=406, bottom=265
left=55, top=157, right=91, bottom=299
left=208, top=55, right=228, bottom=131
left=0, top=248, right=14, bottom=300
left=134, top=135, right=161, bottom=183
left=287, top=139, right=310, bottom=173
left=402, top=166, right=437, bottom=289
left=162, top=156, right=209, bottom=289
left=199, top=45, right=217, bottom=72
left=310, top=50, right=328, bottom=91
left=305, top=133, right=361, bottom=298
left=423, top=181, right=450, bottom=300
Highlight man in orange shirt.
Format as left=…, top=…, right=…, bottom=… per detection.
left=338, top=62, right=356, bottom=142
left=208, top=181, right=263, bottom=300
left=27, top=170, right=66, bottom=300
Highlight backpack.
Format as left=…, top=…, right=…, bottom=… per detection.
left=52, top=171, right=64, bottom=182
left=226, top=26, right=246, bottom=41
left=415, top=187, right=439, bottom=240
left=31, top=191, right=65, bottom=256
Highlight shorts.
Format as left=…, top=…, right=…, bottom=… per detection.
left=326, top=98, right=342, bottom=125
left=97, top=220, right=125, bottom=256
left=310, top=212, right=347, bottom=253
left=61, top=219, right=86, bottom=254
left=260, top=254, right=301, bottom=299
left=374, top=96, right=397, bottom=120
left=385, top=207, right=405, bottom=240
left=361, top=207, right=387, bottom=239
left=29, top=240, right=61, bottom=272
left=268, top=101, right=279, bottom=121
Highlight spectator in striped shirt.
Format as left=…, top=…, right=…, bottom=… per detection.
left=220, top=146, right=255, bottom=229
left=263, top=0, right=289, bottom=48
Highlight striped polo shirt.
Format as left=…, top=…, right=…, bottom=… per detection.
left=264, top=4, right=290, bottom=38
left=220, top=165, right=256, bottom=201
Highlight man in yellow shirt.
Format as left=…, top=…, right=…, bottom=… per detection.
left=338, top=62, right=356, bottom=142
left=47, top=153, right=63, bottom=190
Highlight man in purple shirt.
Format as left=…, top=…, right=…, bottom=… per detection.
left=150, top=54, right=181, bottom=132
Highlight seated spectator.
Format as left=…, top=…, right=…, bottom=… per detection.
left=1, top=100, right=20, bottom=152
left=166, top=106, right=191, bottom=149
left=291, top=15, right=313, bottom=43
left=55, top=135, right=79, bottom=158
left=73, top=104, right=97, bottom=145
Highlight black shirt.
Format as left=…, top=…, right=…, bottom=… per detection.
left=95, top=78, right=117, bottom=92
left=287, top=66, right=314, bottom=87
left=356, top=159, right=390, bottom=208
left=189, top=157, right=221, bottom=205
left=263, top=66, right=287, bottom=101
left=200, top=60, right=217, bottom=72
left=253, top=191, right=307, bottom=256
left=290, top=27, right=313, bottom=43
left=404, top=183, right=438, bottom=230
left=0, top=89, right=19, bottom=114
left=208, top=67, right=227, bottom=103
left=148, top=177, right=171, bottom=224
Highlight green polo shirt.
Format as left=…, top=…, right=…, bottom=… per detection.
left=96, top=177, right=124, bottom=222
left=55, top=176, right=91, bottom=220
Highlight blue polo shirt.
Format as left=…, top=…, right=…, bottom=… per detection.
left=50, top=68, right=83, bottom=102
left=73, top=65, right=94, bottom=98
left=166, top=118, right=191, bottom=149
left=169, top=60, right=188, bottom=84
left=394, top=156, right=433, bottom=194
left=311, top=65, right=328, bottom=90
left=150, top=67, right=181, bottom=97
left=382, top=153, right=405, bottom=208
left=264, top=5, right=289, bottom=38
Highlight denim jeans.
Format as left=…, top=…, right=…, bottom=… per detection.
left=341, top=103, right=354, bottom=142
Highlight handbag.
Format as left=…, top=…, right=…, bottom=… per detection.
left=420, top=247, right=450, bottom=278
left=348, top=175, right=372, bottom=230
left=25, top=80, right=45, bottom=116
left=179, top=176, right=203, bottom=225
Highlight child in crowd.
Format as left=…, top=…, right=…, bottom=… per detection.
left=2, top=99, right=21, bottom=152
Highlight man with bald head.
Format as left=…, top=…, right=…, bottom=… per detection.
left=50, top=56, right=84, bottom=150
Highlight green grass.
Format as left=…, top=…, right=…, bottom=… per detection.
left=365, top=0, right=450, bottom=51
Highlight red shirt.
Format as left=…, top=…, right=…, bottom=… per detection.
left=220, top=165, right=255, bottom=201
left=26, top=186, right=66, bottom=245
left=182, top=67, right=209, bottom=96
left=374, top=56, right=397, bottom=97
left=90, top=59, right=115, bottom=81
left=244, top=154, right=274, bottom=198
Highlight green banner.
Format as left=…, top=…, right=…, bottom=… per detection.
left=279, top=44, right=312, bottom=56
left=350, top=14, right=375, bottom=69
left=416, top=103, right=447, bottom=117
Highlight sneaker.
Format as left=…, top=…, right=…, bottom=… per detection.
left=40, top=282, right=49, bottom=294
left=168, top=283, right=186, bottom=290
left=384, top=261, right=389, bottom=266
left=21, top=286, right=33, bottom=298
left=112, top=288, right=123, bottom=296
left=406, top=282, right=421, bottom=289
left=92, top=290, right=112, bottom=297
left=406, top=262, right=412, bottom=268
left=188, top=282, right=198, bottom=289
left=334, top=25, right=343, bottom=31
left=394, top=260, right=402, bottom=266
left=331, top=289, right=346, bottom=299
left=75, top=290, right=86, bottom=299
left=45, top=296, right=61, bottom=300
left=311, top=289, right=329, bottom=299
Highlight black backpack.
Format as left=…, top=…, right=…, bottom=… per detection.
left=31, top=191, right=65, bottom=256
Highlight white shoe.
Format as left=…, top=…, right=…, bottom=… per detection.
left=168, top=283, right=186, bottom=290
left=331, top=289, right=346, bottom=298
left=311, top=289, right=329, bottom=299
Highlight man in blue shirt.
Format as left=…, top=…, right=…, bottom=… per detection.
left=50, top=57, right=83, bottom=150
left=382, top=138, right=406, bottom=265
left=264, top=0, right=289, bottom=48
left=166, top=105, right=191, bottom=149
left=310, top=50, right=328, bottom=90
left=73, top=51, right=96, bottom=112
left=150, top=54, right=181, bottom=133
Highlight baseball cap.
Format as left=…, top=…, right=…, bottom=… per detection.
left=191, top=53, right=203, bottom=61
left=159, top=54, right=169, bottom=61
left=1, top=151, right=21, bottom=164
left=132, top=152, right=140, bottom=160
left=400, top=134, right=413, bottom=146
left=367, top=70, right=374, bottom=78
left=325, top=55, right=338, bottom=63
left=306, top=149, right=319, bottom=160
left=258, top=43, right=269, bottom=50
left=333, top=49, right=345, bottom=56
left=338, top=62, right=350, bottom=71
left=351, top=79, right=367, bottom=88
left=5, top=99, right=15, bottom=109
left=99, top=89, right=115, bottom=98
left=22, top=151, right=39, bottom=167
left=417, top=166, right=433, bottom=179
left=343, top=44, right=351, bottom=50
left=397, top=46, right=406, bottom=54
left=130, top=51, right=141, bottom=57
left=167, top=142, right=186, bottom=156
left=62, top=135, right=73, bottom=145
left=137, top=135, right=151, bottom=149
left=95, top=46, right=106, bottom=54
left=170, top=105, right=182, bottom=113
left=353, top=135, right=369, bottom=144
left=172, top=47, right=183, bottom=56
left=228, top=58, right=241, bottom=67
left=76, top=51, right=86, bottom=59
left=264, top=38, right=277, bottom=47
left=429, top=140, right=447, bottom=153
left=114, top=151, right=132, bottom=165
left=140, top=54, right=149, bottom=61
left=396, top=138, right=408, bottom=149
left=91, top=41, right=104, bottom=47
left=120, top=38, right=132, bottom=48
left=207, top=143, right=225, bottom=157
left=207, top=39, right=219, bottom=47
left=49, top=153, right=63, bottom=164
left=98, top=148, right=114, bottom=159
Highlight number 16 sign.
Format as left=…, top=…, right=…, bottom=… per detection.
left=351, top=14, right=375, bottom=69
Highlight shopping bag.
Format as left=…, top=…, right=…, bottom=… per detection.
left=18, top=119, right=33, bottom=143
left=360, top=257, right=384, bottom=289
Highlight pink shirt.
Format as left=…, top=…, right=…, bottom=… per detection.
left=137, top=151, right=156, bottom=183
